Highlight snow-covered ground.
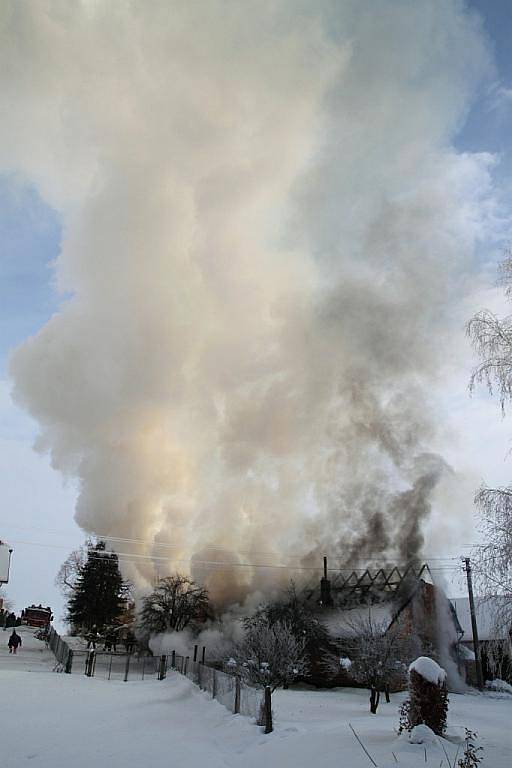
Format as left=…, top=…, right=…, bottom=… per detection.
left=0, top=627, right=510, bottom=767
left=0, top=624, right=55, bottom=672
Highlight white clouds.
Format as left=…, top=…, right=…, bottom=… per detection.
left=0, top=1, right=505, bottom=603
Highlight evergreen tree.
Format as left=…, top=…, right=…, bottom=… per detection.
left=67, top=541, right=128, bottom=632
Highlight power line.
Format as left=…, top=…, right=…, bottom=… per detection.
left=6, top=537, right=466, bottom=574
left=0, top=522, right=485, bottom=561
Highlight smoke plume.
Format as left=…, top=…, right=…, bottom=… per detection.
left=0, top=1, right=496, bottom=604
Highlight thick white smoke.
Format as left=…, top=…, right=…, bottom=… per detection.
left=0, top=1, right=497, bottom=604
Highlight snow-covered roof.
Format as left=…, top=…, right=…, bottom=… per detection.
left=320, top=603, right=395, bottom=637
left=451, top=597, right=512, bottom=642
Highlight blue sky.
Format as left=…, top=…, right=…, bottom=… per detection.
left=458, top=1, right=512, bottom=188
left=0, top=178, right=76, bottom=625
left=1, top=0, right=512, bottom=622
left=0, top=176, right=61, bottom=376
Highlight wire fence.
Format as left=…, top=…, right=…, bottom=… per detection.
left=80, top=650, right=168, bottom=681
left=170, top=653, right=266, bottom=724
left=46, top=629, right=272, bottom=730
left=47, top=626, right=73, bottom=673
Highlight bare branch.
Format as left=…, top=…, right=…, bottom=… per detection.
left=227, top=616, right=308, bottom=691
left=466, top=310, right=512, bottom=413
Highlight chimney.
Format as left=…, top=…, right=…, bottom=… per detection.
left=320, top=555, right=333, bottom=606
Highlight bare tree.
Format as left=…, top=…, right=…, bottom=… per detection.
left=55, top=540, right=90, bottom=599
left=467, top=311, right=512, bottom=412
left=227, top=616, right=308, bottom=692
left=467, top=250, right=512, bottom=412
left=474, top=488, right=512, bottom=595
left=0, top=590, right=13, bottom=613
left=472, top=488, right=512, bottom=671
left=139, top=574, right=209, bottom=634
left=328, top=614, right=413, bottom=714
left=467, top=255, right=512, bottom=646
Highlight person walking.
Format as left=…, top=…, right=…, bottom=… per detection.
left=8, top=630, right=22, bottom=654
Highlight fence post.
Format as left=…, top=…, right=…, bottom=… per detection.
left=193, top=645, right=198, bottom=662
left=158, top=655, right=167, bottom=681
left=65, top=649, right=73, bottom=674
left=184, top=656, right=189, bottom=676
left=171, top=650, right=175, bottom=669
left=264, top=686, right=273, bottom=734
left=124, top=652, right=131, bottom=682
left=201, top=646, right=206, bottom=664
left=212, top=669, right=217, bottom=700
left=108, top=653, right=113, bottom=680
left=234, top=675, right=241, bottom=714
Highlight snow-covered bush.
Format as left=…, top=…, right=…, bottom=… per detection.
left=485, top=677, right=512, bottom=694
left=226, top=616, right=307, bottom=691
left=400, top=656, right=448, bottom=736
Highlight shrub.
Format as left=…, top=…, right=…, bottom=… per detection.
left=408, top=667, right=448, bottom=735
left=398, top=657, right=448, bottom=736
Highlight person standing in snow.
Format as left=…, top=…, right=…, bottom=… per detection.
left=8, top=630, right=22, bottom=654
left=124, top=630, right=135, bottom=654
left=86, top=626, right=100, bottom=649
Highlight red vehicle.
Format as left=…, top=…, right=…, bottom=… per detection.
left=23, top=605, right=53, bottom=628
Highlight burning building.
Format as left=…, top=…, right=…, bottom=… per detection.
left=302, top=561, right=463, bottom=687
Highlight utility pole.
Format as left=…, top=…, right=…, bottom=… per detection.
left=463, top=557, right=484, bottom=690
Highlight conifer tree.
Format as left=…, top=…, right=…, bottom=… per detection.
left=66, top=540, right=128, bottom=632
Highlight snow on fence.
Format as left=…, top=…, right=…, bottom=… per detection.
left=170, top=653, right=267, bottom=726
left=46, top=631, right=270, bottom=728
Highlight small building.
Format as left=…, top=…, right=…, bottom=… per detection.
left=451, top=596, right=512, bottom=683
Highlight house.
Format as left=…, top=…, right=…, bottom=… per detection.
left=302, top=562, right=463, bottom=687
left=451, top=596, right=512, bottom=683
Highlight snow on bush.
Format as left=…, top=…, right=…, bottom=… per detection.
left=409, top=656, right=447, bottom=686
left=399, top=657, right=449, bottom=736
left=408, top=724, right=438, bottom=744
left=486, top=678, right=512, bottom=694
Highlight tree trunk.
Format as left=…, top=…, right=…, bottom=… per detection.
left=369, top=688, right=380, bottom=714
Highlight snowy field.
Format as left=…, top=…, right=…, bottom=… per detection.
left=0, top=628, right=510, bottom=768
